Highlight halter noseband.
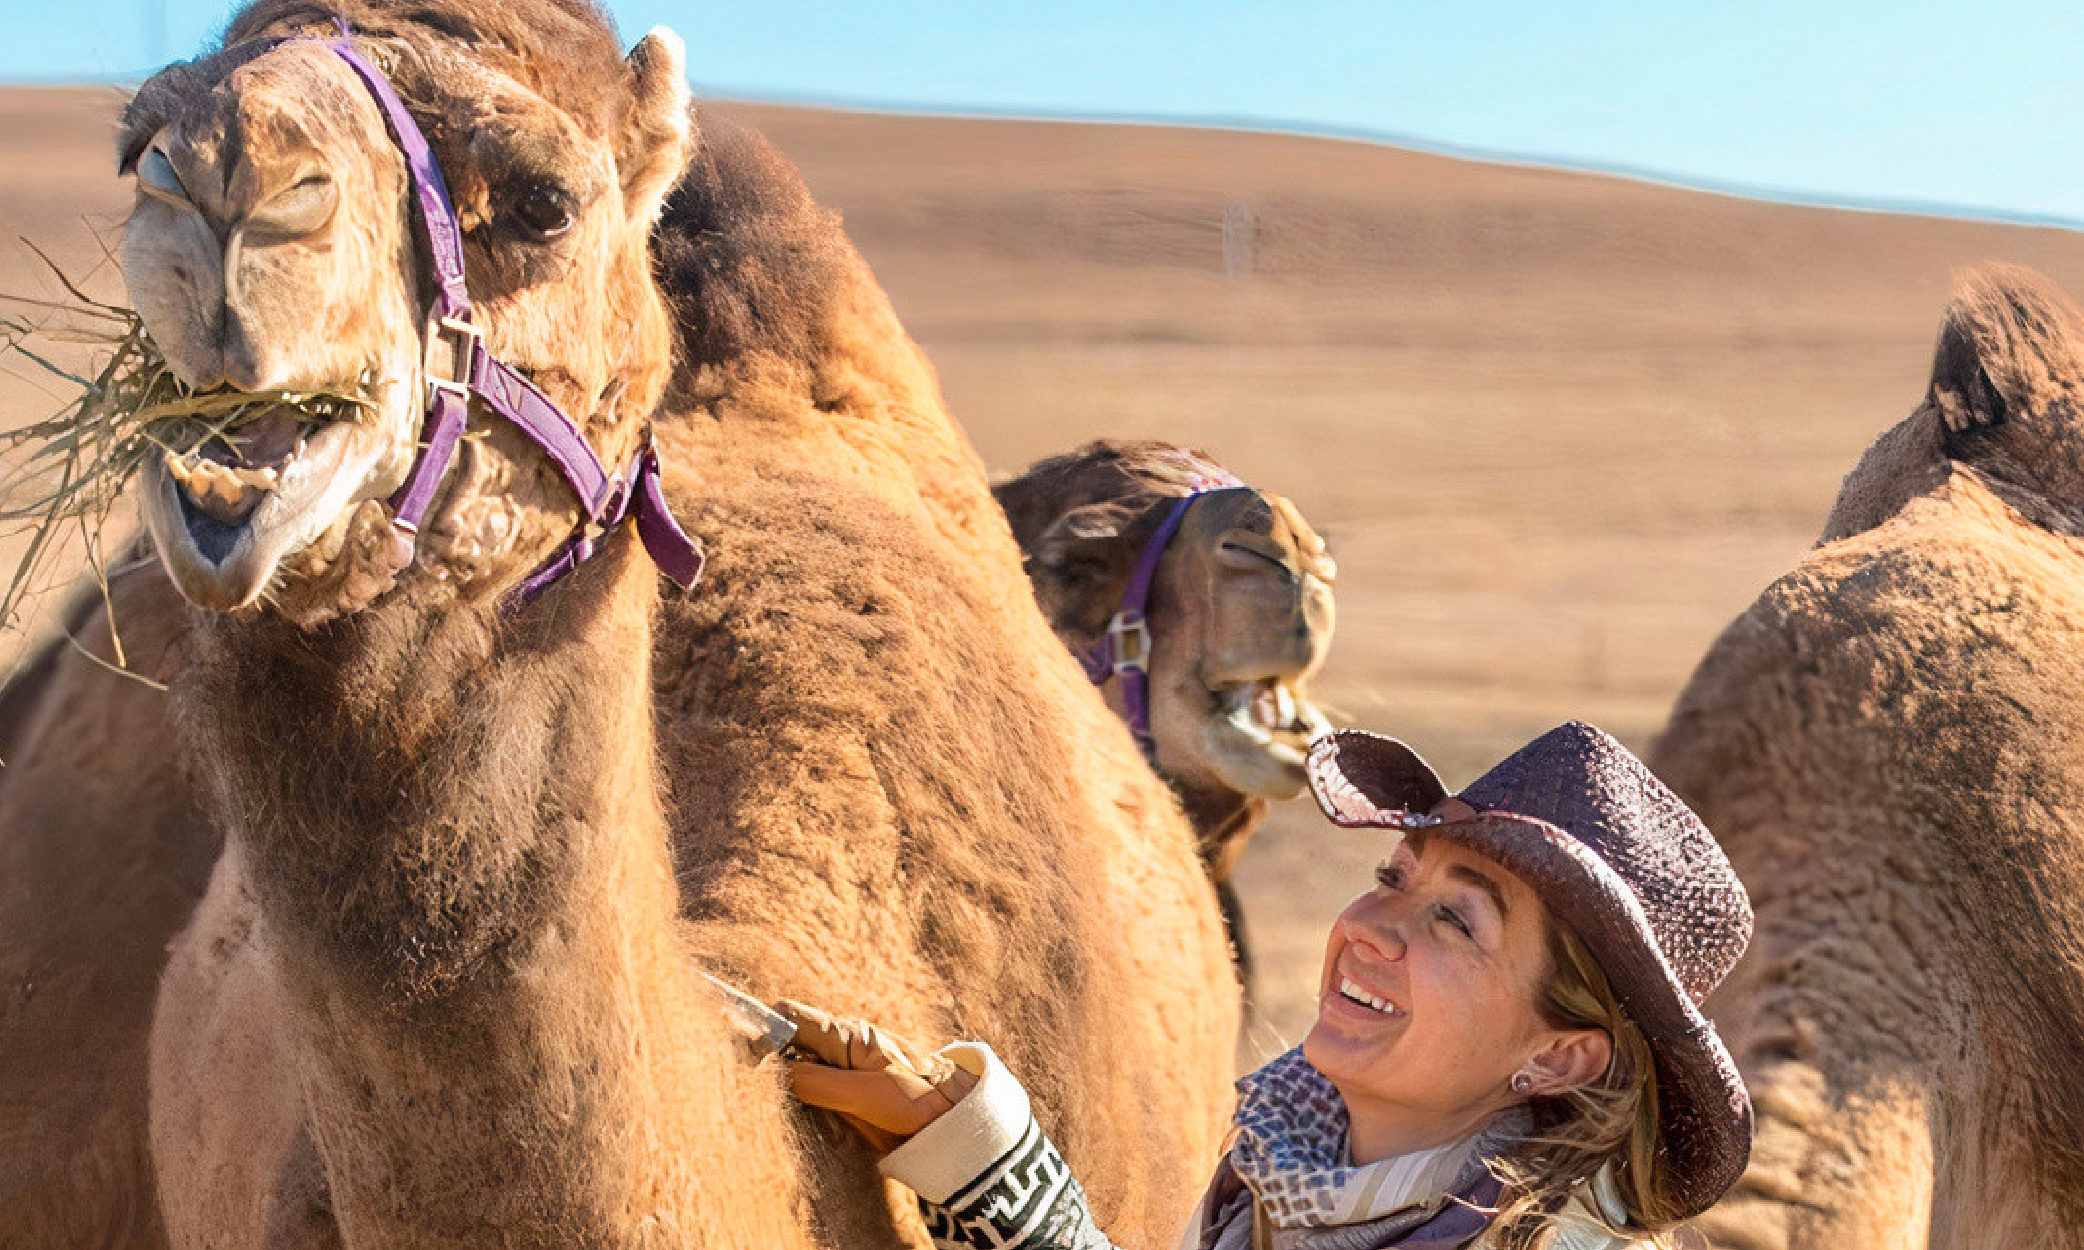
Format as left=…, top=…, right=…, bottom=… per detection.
left=1075, top=471, right=1249, bottom=757
left=315, top=29, right=704, bottom=604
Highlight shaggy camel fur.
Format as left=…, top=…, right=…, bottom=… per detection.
left=0, top=577, right=204, bottom=1250
left=0, top=1, right=1235, bottom=1245
left=1652, top=265, right=2084, bottom=1250
left=994, top=441, right=1336, bottom=970
left=646, top=117, right=1233, bottom=1242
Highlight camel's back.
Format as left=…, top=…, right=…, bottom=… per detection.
left=1654, top=469, right=2084, bottom=1239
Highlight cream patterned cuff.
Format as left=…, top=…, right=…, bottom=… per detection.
left=879, top=1041, right=1034, bottom=1205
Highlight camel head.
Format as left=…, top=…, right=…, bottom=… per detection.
left=117, top=0, right=692, bottom=623
left=997, top=440, right=1337, bottom=804
left=1926, top=267, right=2084, bottom=509
left=1824, top=265, right=2084, bottom=544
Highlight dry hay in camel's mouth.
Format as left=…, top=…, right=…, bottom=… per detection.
left=1, top=254, right=372, bottom=674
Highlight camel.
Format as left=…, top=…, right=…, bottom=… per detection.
left=0, top=574, right=205, bottom=1250
left=0, top=440, right=1321, bottom=1240
left=0, top=0, right=1236, bottom=1245
left=993, top=440, right=1335, bottom=972
left=1650, top=264, right=2084, bottom=1250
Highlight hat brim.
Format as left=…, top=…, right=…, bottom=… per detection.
left=1306, top=730, right=1448, bottom=826
left=1305, top=731, right=1752, bottom=1221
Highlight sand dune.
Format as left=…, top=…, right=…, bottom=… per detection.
left=5, top=88, right=2081, bottom=1049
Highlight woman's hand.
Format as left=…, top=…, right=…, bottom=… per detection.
left=777, top=1000, right=980, bottom=1155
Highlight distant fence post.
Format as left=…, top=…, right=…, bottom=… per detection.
left=1222, top=201, right=1257, bottom=277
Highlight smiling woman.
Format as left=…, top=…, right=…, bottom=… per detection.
left=784, top=722, right=1754, bottom=1250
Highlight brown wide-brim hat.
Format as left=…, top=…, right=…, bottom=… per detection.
left=1306, top=722, right=1753, bottom=1222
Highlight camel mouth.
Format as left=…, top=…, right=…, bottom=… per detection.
left=161, top=406, right=315, bottom=525
left=139, top=385, right=412, bottom=613
left=1208, top=676, right=1331, bottom=793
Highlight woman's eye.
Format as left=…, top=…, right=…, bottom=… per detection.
left=1435, top=905, right=1472, bottom=937
left=512, top=184, right=574, bottom=238
left=1374, top=863, right=1406, bottom=890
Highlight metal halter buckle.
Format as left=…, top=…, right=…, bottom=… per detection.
left=422, top=310, right=479, bottom=403
left=1108, top=610, right=1152, bottom=675
left=591, top=469, right=628, bottom=530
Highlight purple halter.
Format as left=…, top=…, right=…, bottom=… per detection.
left=315, top=30, right=704, bottom=604
left=1075, top=469, right=1248, bottom=757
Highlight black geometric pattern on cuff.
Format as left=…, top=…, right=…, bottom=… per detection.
left=921, top=1120, right=1115, bottom=1250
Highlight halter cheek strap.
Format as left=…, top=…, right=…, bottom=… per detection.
left=1075, top=473, right=1249, bottom=757
left=322, top=32, right=704, bottom=604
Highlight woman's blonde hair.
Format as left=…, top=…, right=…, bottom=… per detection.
left=1488, top=918, right=1690, bottom=1249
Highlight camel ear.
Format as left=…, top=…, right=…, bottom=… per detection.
left=1928, top=264, right=2083, bottom=439
left=1930, top=302, right=2017, bottom=436
left=1033, top=503, right=1137, bottom=636
left=620, top=26, right=693, bottom=227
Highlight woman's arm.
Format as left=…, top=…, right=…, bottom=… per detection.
left=876, top=1042, right=1116, bottom=1250
left=781, top=1006, right=1124, bottom=1250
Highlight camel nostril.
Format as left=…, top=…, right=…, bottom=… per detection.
left=218, top=312, right=272, bottom=393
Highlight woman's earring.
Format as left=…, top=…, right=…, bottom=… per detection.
left=1509, top=1072, right=1533, bottom=1094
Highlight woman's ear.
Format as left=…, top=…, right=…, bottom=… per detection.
left=1520, top=1026, right=1613, bottom=1096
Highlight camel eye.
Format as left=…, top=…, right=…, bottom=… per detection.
left=247, top=175, right=338, bottom=240
left=137, top=147, right=191, bottom=206
left=511, top=183, right=574, bottom=239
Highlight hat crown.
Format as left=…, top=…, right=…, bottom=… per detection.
left=1460, top=721, right=1751, bottom=1003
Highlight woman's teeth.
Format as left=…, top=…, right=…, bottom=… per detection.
left=1338, top=977, right=1401, bottom=1017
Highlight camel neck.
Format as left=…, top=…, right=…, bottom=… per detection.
left=1171, top=776, right=1267, bottom=882
left=177, top=535, right=667, bottom=1008
left=172, top=537, right=810, bottom=1244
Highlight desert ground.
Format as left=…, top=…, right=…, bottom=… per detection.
left=4, top=86, right=2083, bottom=1056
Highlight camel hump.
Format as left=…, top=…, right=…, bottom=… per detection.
left=652, top=107, right=858, bottom=371
left=1822, top=264, right=2084, bottom=543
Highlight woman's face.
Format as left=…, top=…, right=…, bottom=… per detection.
left=1303, top=826, right=1599, bottom=1153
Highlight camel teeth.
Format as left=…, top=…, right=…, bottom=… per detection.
left=1224, top=702, right=1274, bottom=744
left=162, top=452, right=276, bottom=503
left=1273, top=683, right=1297, bottom=727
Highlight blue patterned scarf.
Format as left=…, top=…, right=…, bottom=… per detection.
left=1207, top=1048, right=1519, bottom=1250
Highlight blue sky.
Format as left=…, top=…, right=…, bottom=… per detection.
left=7, top=1, right=2081, bottom=226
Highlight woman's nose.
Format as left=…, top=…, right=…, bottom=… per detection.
left=1344, top=911, right=1407, bottom=964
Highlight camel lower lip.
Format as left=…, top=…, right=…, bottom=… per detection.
left=141, top=415, right=387, bottom=613
left=1212, top=681, right=1328, bottom=771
